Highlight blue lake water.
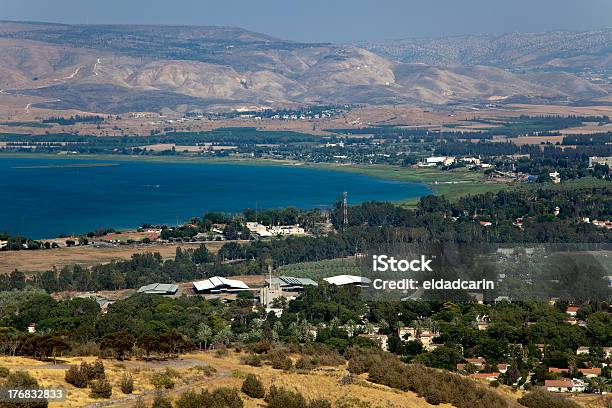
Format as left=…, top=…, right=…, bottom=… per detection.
left=0, top=157, right=431, bottom=238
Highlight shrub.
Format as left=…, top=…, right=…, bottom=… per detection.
left=193, top=364, right=217, bottom=377
left=87, top=360, right=106, bottom=380
left=295, top=357, right=316, bottom=370
left=250, top=340, right=272, bottom=354
left=215, top=348, right=229, bottom=357
left=89, top=379, right=112, bottom=398
left=240, top=354, right=262, bottom=367
left=518, top=390, right=581, bottom=408
left=207, top=387, right=243, bottom=408
left=120, top=372, right=134, bottom=394
left=265, top=386, right=307, bottom=408
left=300, top=344, right=345, bottom=367
left=175, top=390, right=200, bottom=408
left=350, top=350, right=508, bottom=408
left=0, top=367, right=9, bottom=378
left=175, top=388, right=243, bottom=408
left=151, top=372, right=175, bottom=389
left=2, top=371, right=47, bottom=408
left=347, top=350, right=383, bottom=375
left=335, top=396, right=372, bottom=408
left=134, top=396, right=147, bottom=408
left=65, top=361, right=106, bottom=388
left=4, top=370, right=40, bottom=388
left=241, top=374, right=265, bottom=398
left=309, top=398, right=332, bottom=408
left=269, top=351, right=292, bottom=370
left=490, top=380, right=500, bottom=388
left=65, top=365, right=88, bottom=388
left=163, top=367, right=180, bottom=378
left=151, top=393, right=173, bottom=408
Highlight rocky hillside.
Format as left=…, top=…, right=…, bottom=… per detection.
left=362, top=29, right=612, bottom=70
left=0, top=22, right=608, bottom=113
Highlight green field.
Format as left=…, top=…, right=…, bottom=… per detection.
left=277, top=258, right=361, bottom=280
left=313, top=163, right=509, bottom=204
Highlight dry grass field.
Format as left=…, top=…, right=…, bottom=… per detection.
left=0, top=241, right=235, bottom=274
left=1, top=351, right=607, bottom=408
left=0, top=352, right=452, bottom=408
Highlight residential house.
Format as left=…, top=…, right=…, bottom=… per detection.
left=545, top=379, right=586, bottom=393
left=578, top=368, right=601, bottom=378
left=566, top=306, right=579, bottom=317
left=469, top=372, right=500, bottom=382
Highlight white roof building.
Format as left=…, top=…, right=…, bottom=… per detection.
left=137, top=283, right=179, bottom=295
left=193, top=276, right=250, bottom=293
left=323, top=275, right=371, bottom=287
left=426, top=156, right=448, bottom=164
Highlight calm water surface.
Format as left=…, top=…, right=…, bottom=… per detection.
left=1, top=157, right=430, bottom=238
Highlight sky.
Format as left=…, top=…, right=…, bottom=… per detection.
left=2, top=0, right=612, bottom=42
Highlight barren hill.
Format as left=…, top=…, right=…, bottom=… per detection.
left=0, top=22, right=609, bottom=113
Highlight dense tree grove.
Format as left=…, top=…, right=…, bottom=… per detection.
left=3, top=185, right=610, bottom=293
left=42, top=115, right=104, bottom=125
left=333, top=187, right=611, bottom=243
left=348, top=349, right=507, bottom=407
left=0, top=283, right=610, bottom=385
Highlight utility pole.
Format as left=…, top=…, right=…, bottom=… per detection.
left=343, top=191, right=348, bottom=231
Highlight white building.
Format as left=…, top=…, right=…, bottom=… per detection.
left=137, top=283, right=179, bottom=295
left=323, top=275, right=371, bottom=287
left=420, top=156, right=456, bottom=167
left=193, top=276, right=250, bottom=294
left=269, top=225, right=305, bottom=236
left=549, top=171, right=561, bottom=184
left=588, top=156, right=612, bottom=168
left=545, top=379, right=586, bottom=393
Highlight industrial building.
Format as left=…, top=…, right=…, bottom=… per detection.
left=137, top=283, right=179, bottom=295
left=323, top=275, right=371, bottom=287
left=192, top=276, right=250, bottom=294
left=265, top=276, right=318, bottom=292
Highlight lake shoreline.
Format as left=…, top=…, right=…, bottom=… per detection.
left=1, top=155, right=431, bottom=238
left=0, top=152, right=502, bottom=197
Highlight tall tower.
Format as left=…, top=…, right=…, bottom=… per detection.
left=342, top=191, right=348, bottom=231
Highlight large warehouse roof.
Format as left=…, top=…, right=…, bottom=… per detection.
left=266, top=276, right=318, bottom=287
left=323, top=275, right=371, bottom=286
left=193, top=276, right=250, bottom=292
left=137, top=283, right=179, bottom=295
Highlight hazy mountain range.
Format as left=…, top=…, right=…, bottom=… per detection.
left=0, top=21, right=610, bottom=113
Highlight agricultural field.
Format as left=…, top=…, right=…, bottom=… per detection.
left=0, top=241, right=229, bottom=275
left=315, top=164, right=508, bottom=203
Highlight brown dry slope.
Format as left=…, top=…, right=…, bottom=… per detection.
left=0, top=22, right=608, bottom=114
left=0, top=353, right=453, bottom=408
